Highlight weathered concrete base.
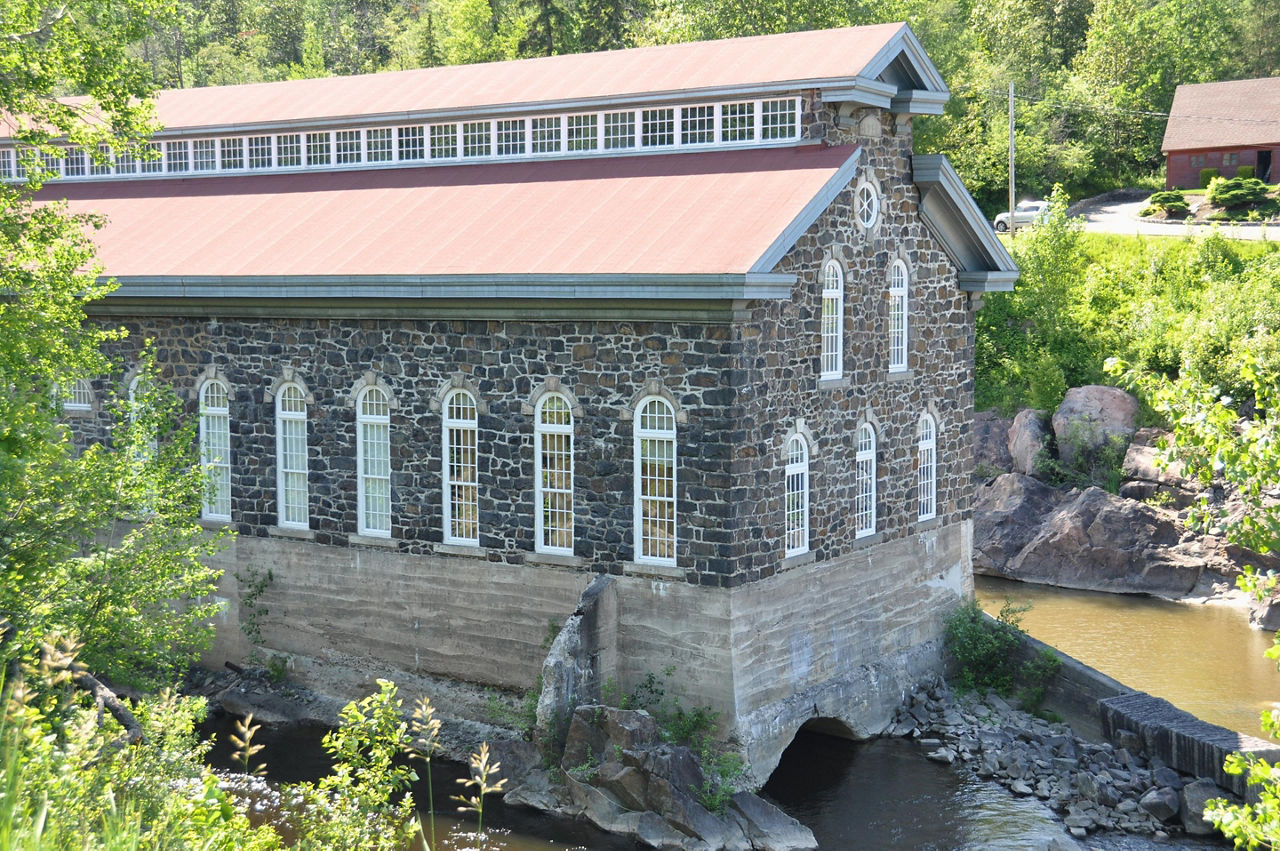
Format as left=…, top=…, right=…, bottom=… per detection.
left=203, top=520, right=972, bottom=788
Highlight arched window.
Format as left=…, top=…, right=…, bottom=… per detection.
left=276, top=383, right=308, bottom=529
left=785, top=434, right=810, bottom=557
left=443, top=389, right=479, bottom=545
left=855, top=423, right=876, bottom=538
left=199, top=379, right=231, bottom=521
left=820, top=261, right=844, bottom=380
left=126, top=374, right=157, bottom=456
left=856, top=183, right=879, bottom=229
left=65, top=379, right=93, bottom=411
left=634, top=396, right=677, bottom=564
left=918, top=414, right=937, bottom=521
left=357, top=385, right=391, bottom=537
left=888, top=260, right=909, bottom=372
left=535, top=393, right=574, bottom=554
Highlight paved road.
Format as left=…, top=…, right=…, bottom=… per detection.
left=1069, top=196, right=1274, bottom=241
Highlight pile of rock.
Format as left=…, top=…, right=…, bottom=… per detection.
left=502, top=704, right=817, bottom=851
left=888, top=678, right=1233, bottom=843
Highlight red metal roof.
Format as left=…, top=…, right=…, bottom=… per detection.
left=130, top=25, right=904, bottom=131
left=1162, top=77, right=1280, bottom=153
left=43, top=145, right=859, bottom=279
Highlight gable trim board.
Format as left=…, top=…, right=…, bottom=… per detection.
left=913, top=154, right=1019, bottom=292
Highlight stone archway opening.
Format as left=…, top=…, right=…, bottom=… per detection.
left=797, top=716, right=857, bottom=741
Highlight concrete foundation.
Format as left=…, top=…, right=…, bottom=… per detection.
left=206, top=518, right=971, bottom=785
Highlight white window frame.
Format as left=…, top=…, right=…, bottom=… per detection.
left=888, top=259, right=909, bottom=372
left=65, top=378, right=93, bottom=411
left=820, top=260, right=844, bottom=380
left=855, top=423, right=876, bottom=538
left=276, top=383, right=309, bottom=529
left=634, top=396, right=677, bottom=565
left=199, top=379, right=232, bottom=521
left=918, top=414, right=937, bottom=522
left=856, top=182, right=880, bottom=229
left=442, top=388, right=480, bottom=546
left=784, top=434, right=810, bottom=558
left=535, top=392, right=574, bottom=555
left=356, top=385, right=392, bottom=538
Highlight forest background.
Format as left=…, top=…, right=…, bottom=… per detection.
left=131, top=0, right=1280, bottom=213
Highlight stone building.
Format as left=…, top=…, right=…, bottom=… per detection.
left=24, top=22, right=1016, bottom=780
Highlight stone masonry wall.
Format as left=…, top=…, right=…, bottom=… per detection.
left=719, top=96, right=977, bottom=583
left=79, top=99, right=974, bottom=591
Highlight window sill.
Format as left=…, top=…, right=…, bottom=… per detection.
left=435, top=542, right=487, bottom=559
left=851, top=531, right=884, bottom=549
left=527, top=551, right=586, bottom=569
left=624, top=560, right=684, bottom=581
left=887, top=368, right=914, bottom=382
left=198, top=517, right=231, bottom=531
left=915, top=516, right=940, bottom=532
left=817, top=376, right=851, bottom=391
left=350, top=533, right=396, bottom=549
left=268, top=525, right=315, bottom=541
left=780, top=550, right=816, bottom=571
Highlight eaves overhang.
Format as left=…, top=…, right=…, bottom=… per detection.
left=96, top=272, right=794, bottom=303
left=913, top=154, right=1018, bottom=292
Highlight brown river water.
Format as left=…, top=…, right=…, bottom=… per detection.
left=976, top=576, right=1280, bottom=737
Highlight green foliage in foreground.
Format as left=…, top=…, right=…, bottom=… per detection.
left=1118, top=354, right=1280, bottom=846
left=0, top=661, right=499, bottom=849
left=944, top=598, right=1060, bottom=709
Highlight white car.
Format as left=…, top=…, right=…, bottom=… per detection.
left=994, top=200, right=1048, bottom=232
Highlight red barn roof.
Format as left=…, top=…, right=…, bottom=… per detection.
left=142, top=24, right=920, bottom=132
left=46, top=145, right=860, bottom=281
left=1162, top=77, right=1280, bottom=153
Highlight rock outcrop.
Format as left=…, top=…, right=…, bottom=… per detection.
left=1051, top=386, right=1140, bottom=468
left=1005, top=487, right=1204, bottom=596
left=972, top=474, right=1067, bottom=575
left=974, top=409, right=1015, bottom=478
left=504, top=705, right=816, bottom=850
left=1008, top=409, right=1050, bottom=476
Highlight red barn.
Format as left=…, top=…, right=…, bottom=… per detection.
left=1162, top=77, right=1280, bottom=189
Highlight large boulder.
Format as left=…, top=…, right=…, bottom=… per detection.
left=973, top=409, right=1014, bottom=478
left=1180, top=777, right=1227, bottom=836
left=1008, top=409, right=1050, bottom=476
left=554, top=705, right=816, bottom=850
left=973, top=474, right=1068, bottom=575
left=1006, top=487, right=1204, bottom=596
left=1052, top=386, right=1139, bottom=468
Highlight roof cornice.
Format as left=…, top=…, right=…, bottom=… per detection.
left=912, top=154, right=1018, bottom=292
left=97, top=272, right=796, bottom=302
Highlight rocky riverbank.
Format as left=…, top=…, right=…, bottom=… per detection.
left=973, top=386, right=1280, bottom=627
left=888, top=677, right=1234, bottom=847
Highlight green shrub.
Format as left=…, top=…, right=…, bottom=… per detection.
left=1200, top=167, right=1220, bottom=188
left=943, top=599, right=1062, bottom=710
left=1145, top=190, right=1189, bottom=218
left=1206, top=176, right=1269, bottom=209
left=1237, top=165, right=1255, bottom=180
left=944, top=598, right=1027, bottom=696
left=1137, top=205, right=1155, bottom=217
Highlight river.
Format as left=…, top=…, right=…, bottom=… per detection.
left=975, top=575, right=1280, bottom=737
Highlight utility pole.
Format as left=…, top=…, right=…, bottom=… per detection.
left=1008, top=81, right=1016, bottom=238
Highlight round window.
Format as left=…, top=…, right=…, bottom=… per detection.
left=856, top=183, right=879, bottom=229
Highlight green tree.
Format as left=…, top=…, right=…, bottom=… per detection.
left=1116, top=351, right=1280, bottom=847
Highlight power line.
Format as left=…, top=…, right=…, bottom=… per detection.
left=950, top=83, right=1280, bottom=127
